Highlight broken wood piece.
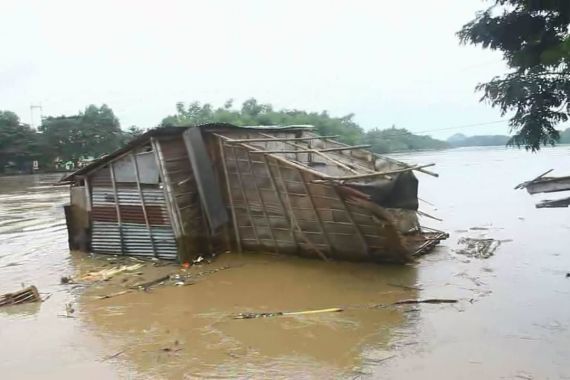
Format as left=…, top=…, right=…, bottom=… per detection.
left=101, top=351, right=124, bottom=361
left=392, top=298, right=458, bottom=305
left=79, top=263, right=145, bottom=282
left=514, top=169, right=553, bottom=189
left=130, top=274, right=172, bottom=290
left=387, top=283, right=423, bottom=291
left=0, top=286, right=41, bottom=307
left=233, top=307, right=343, bottom=319
left=97, top=290, right=133, bottom=300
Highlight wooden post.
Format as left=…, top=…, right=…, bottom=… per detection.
left=218, top=138, right=242, bottom=253
left=109, top=162, right=125, bottom=254
left=151, top=138, right=182, bottom=237
left=131, top=153, right=158, bottom=257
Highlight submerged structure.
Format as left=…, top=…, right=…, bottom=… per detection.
left=61, top=123, right=447, bottom=263
left=516, top=169, right=570, bottom=208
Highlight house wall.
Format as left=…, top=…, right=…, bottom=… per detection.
left=210, top=129, right=412, bottom=263
left=152, top=136, right=229, bottom=262
left=87, top=147, right=178, bottom=259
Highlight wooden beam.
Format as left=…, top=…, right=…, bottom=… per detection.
left=108, top=162, right=125, bottom=254
left=151, top=137, right=183, bottom=239
left=131, top=152, right=158, bottom=258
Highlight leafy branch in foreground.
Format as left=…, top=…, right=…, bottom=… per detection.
left=458, top=0, right=570, bottom=151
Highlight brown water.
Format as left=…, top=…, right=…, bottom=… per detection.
left=1, top=146, right=569, bottom=379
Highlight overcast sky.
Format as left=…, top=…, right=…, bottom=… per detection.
left=1, top=0, right=510, bottom=138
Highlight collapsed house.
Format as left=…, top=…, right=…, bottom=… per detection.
left=60, top=123, right=447, bottom=263
left=515, top=169, right=570, bottom=208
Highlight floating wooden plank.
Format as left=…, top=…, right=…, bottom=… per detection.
left=0, top=286, right=41, bottom=307
left=523, top=176, right=570, bottom=194
left=536, top=196, right=570, bottom=208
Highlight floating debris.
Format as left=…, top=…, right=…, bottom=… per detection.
left=456, top=237, right=501, bottom=259
left=0, top=286, right=41, bottom=308
left=392, top=298, right=458, bottom=305
left=79, top=263, right=145, bottom=282
left=234, top=307, right=344, bottom=320
left=234, top=298, right=458, bottom=320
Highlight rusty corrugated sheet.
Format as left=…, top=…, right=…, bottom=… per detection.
left=89, top=158, right=178, bottom=260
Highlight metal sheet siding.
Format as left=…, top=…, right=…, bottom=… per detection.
left=88, top=156, right=178, bottom=260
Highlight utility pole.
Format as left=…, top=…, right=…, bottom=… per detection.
left=30, top=104, right=43, bottom=130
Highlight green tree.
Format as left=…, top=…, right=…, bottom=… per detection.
left=39, top=104, right=123, bottom=165
left=458, top=0, right=570, bottom=151
left=162, top=99, right=448, bottom=152
left=162, top=98, right=364, bottom=144
left=364, top=126, right=448, bottom=153
left=121, top=125, right=145, bottom=144
left=0, top=111, right=41, bottom=172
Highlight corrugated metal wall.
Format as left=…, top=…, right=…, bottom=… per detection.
left=88, top=151, right=178, bottom=260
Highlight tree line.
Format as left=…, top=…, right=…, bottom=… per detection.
left=0, top=105, right=142, bottom=173
left=0, top=99, right=449, bottom=173
left=3, top=98, right=570, bottom=173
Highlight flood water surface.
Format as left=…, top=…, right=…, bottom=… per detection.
left=1, top=147, right=570, bottom=379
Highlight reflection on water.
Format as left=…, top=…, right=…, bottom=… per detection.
left=79, top=253, right=417, bottom=378
left=0, top=172, right=419, bottom=379
left=2, top=146, right=570, bottom=379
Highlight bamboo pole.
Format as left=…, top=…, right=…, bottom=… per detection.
left=131, top=153, right=158, bottom=257
left=256, top=132, right=375, bottom=174
left=249, top=145, right=372, bottom=154
left=311, top=164, right=436, bottom=181
left=218, top=138, right=242, bottom=253
left=329, top=137, right=440, bottom=177
left=108, top=162, right=125, bottom=254
left=245, top=151, right=279, bottom=253
left=224, top=135, right=341, bottom=144
left=151, top=138, right=183, bottom=239
left=231, top=147, right=261, bottom=246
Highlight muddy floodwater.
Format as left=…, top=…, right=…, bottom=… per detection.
left=1, top=146, right=570, bottom=379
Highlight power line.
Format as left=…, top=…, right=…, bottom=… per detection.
left=369, top=119, right=510, bottom=139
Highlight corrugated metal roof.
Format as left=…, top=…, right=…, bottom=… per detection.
left=60, top=123, right=314, bottom=183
